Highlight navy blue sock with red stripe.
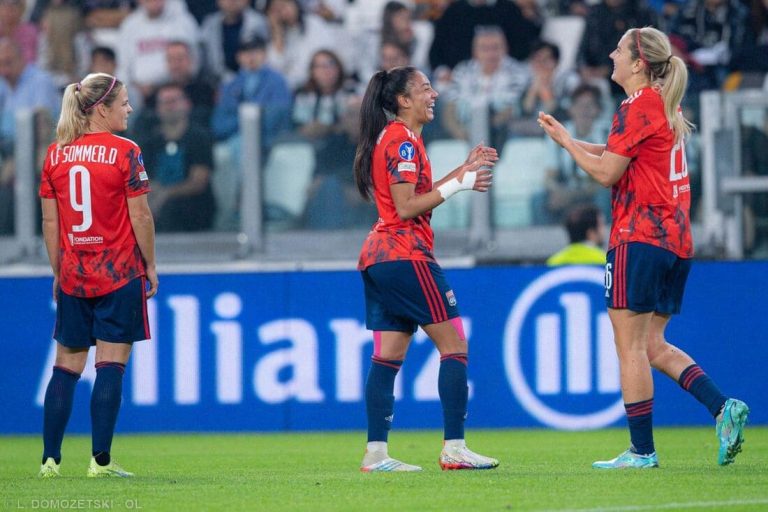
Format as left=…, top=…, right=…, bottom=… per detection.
left=91, top=362, right=126, bottom=464
left=439, top=353, right=468, bottom=440
left=366, top=356, right=402, bottom=442
left=625, top=398, right=655, bottom=455
left=678, top=364, right=727, bottom=418
left=42, top=366, right=80, bottom=464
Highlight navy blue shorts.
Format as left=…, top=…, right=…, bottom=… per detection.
left=605, top=242, right=691, bottom=314
left=361, top=260, right=460, bottom=333
left=54, top=277, right=150, bottom=348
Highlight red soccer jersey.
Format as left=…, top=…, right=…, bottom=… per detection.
left=358, top=121, right=435, bottom=269
left=39, top=132, right=151, bottom=297
left=605, top=87, right=693, bottom=258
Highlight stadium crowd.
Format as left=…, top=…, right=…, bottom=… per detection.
left=1, top=0, right=767, bottom=243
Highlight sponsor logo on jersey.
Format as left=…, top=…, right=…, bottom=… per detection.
left=397, top=162, right=416, bottom=173
left=68, top=233, right=104, bottom=245
left=398, top=141, right=415, bottom=161
left=139, top=171, right=149, bottom=181
left=446, top=290, right=457, bottom=307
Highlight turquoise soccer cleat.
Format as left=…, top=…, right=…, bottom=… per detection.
left=592, top=449, right=659, bottom=469
left=38, top=457, right=61, bottom=478
left=716, top=398, right=750, bottom=466
left=87, top=457, right=134, bottom=478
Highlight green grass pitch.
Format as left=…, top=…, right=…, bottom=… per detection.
left=2, top=428, right=767, bottom=511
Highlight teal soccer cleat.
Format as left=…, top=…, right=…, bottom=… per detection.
left=592, top=449, right=659, bottom=469
left=717, top=398, right=750, bottom=466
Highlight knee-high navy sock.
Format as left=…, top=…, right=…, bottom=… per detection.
left=91, top=362, right=126, bottom=464
left=365, top=356, right=402, bottom=442
left=42, top=366, right=80, bottom=464
left=678, top=364, right=728, bottom=418
left=439, top=353, right=468, bottom=441
left=625, top=399, right=655, bottom=455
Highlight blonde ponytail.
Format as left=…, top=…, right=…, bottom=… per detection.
left=629, top=27, right=694, bottom=143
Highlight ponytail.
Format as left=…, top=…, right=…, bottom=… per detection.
left=56, top=73, right=123, bottom=147
left=629, top=27, right=694, bottom=143
left=353, top=66, right=418, bottom=201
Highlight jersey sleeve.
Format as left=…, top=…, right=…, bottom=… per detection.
left=606, top=98, right=659, bottom=158
left=38, top=145, right=56, bottom=199
left=122, top=143, right=151, bottom=198
left=383, top=137, right=421, bottom=186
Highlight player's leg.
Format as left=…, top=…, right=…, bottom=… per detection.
left=361, top=330, right=422, bottom=472
left=359, top=264, right=421, bottom=472
left=40, top=343, right=89, bottom=477
left=647, top=254, right=748, bottom=465
left=422, top=320, right=497, bottom=470
left=594, top=243, right=659, bottom=469
left=40, top=287, right=96, bottom=477
left=87, top=277, right=149, bottom=478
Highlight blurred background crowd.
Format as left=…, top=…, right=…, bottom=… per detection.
left=1, top=0, right=767, bottom=255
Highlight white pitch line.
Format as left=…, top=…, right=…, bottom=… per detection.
left=541, top=498, right=768, bottom=512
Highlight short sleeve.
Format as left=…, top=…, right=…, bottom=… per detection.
left=606, top=100, right=656, bottom=158
left=38, top=147, right=55, bottom=199
left=384, top=138, right=420, bottom=186
left=123, top=144, right=151, bottom=198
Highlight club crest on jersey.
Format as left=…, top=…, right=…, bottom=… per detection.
left=398, top=141, right=415, bottom=161
left=397, top=162, right=416, bottom=173
left=446, top=290, right=457, bottom=307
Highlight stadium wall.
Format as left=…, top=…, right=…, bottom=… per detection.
left=1, top=262, right=764, bottom=434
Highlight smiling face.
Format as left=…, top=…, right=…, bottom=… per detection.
left=609, top=33, right=641, bottom=89
left=399, top=70, right=438, bottom=129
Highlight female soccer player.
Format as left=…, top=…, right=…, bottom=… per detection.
left=38, top=73, right=157, bottom=478
left=538, top=27, right=749, bottom=469
left=353, top=65, right=498, bottom=472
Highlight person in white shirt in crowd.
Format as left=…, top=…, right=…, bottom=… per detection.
left=116, top=0, right=200, bottom=107
left=439, top=25, right=529, bottom=151
left=264, top=0, right=341, bottom=90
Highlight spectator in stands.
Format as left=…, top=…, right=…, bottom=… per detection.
left=0, top=38, right=60, bottom=234
left=211, top=36, right=292, bottom=151
left=440, top=26, right=529, bottom=152
left=292, top=49, right=356, bottom=148
left=265, top=0, right=340, bottom=90
left=670, top=0, right=751, bottom=94
left=184, top=0, right=216, bottom=23
left=89, top=45, right=117, bottom=75
left=578, top=0, right=657, bottom=98
left=353, top=2, right=432, bottom=85
left=0, top=0, right=38, bottom=64
left=429, top=0, right=541, bottom=74
left=116, top=0, right=200, bottom=106
left=134, top=83, right=216, bottom=232
left=546, top=203, right=607, bottom=266
left=200, top=0, right=270, bottom=83
left=164, top=41, right=217, bottom=126
left=379, top=40, right=411, bottom=73
left=513, top=40, right=577, bottom=136
left=303, top=95, right=376, bottom=229
left=534, top=84, right=610, bottom=225
left=732, top=0, right=768, bottom=72
left=38, top=0, right=81, bottom=86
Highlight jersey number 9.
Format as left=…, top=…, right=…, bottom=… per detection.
left=69, top=165, right=92, bottom=232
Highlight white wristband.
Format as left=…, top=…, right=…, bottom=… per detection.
left=437, top=171, right=476, bottom=200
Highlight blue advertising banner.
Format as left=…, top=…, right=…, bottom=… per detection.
left=0, top=262, right=764, bottom=434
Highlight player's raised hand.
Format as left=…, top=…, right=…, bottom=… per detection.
left=538, top=111, right=572, bottom=148
left=465, top=143, right=499, bottom=167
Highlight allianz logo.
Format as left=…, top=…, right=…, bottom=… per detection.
left=504, top=267, right=625, bottom=430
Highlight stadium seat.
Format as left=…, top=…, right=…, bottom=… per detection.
left=427, top=139, right=471, bottom=230
left=493, top=137, right=552, bottom=227
left=263, top=142, right=316, bottom=222
left=541, top=16, right=585, bottom=74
